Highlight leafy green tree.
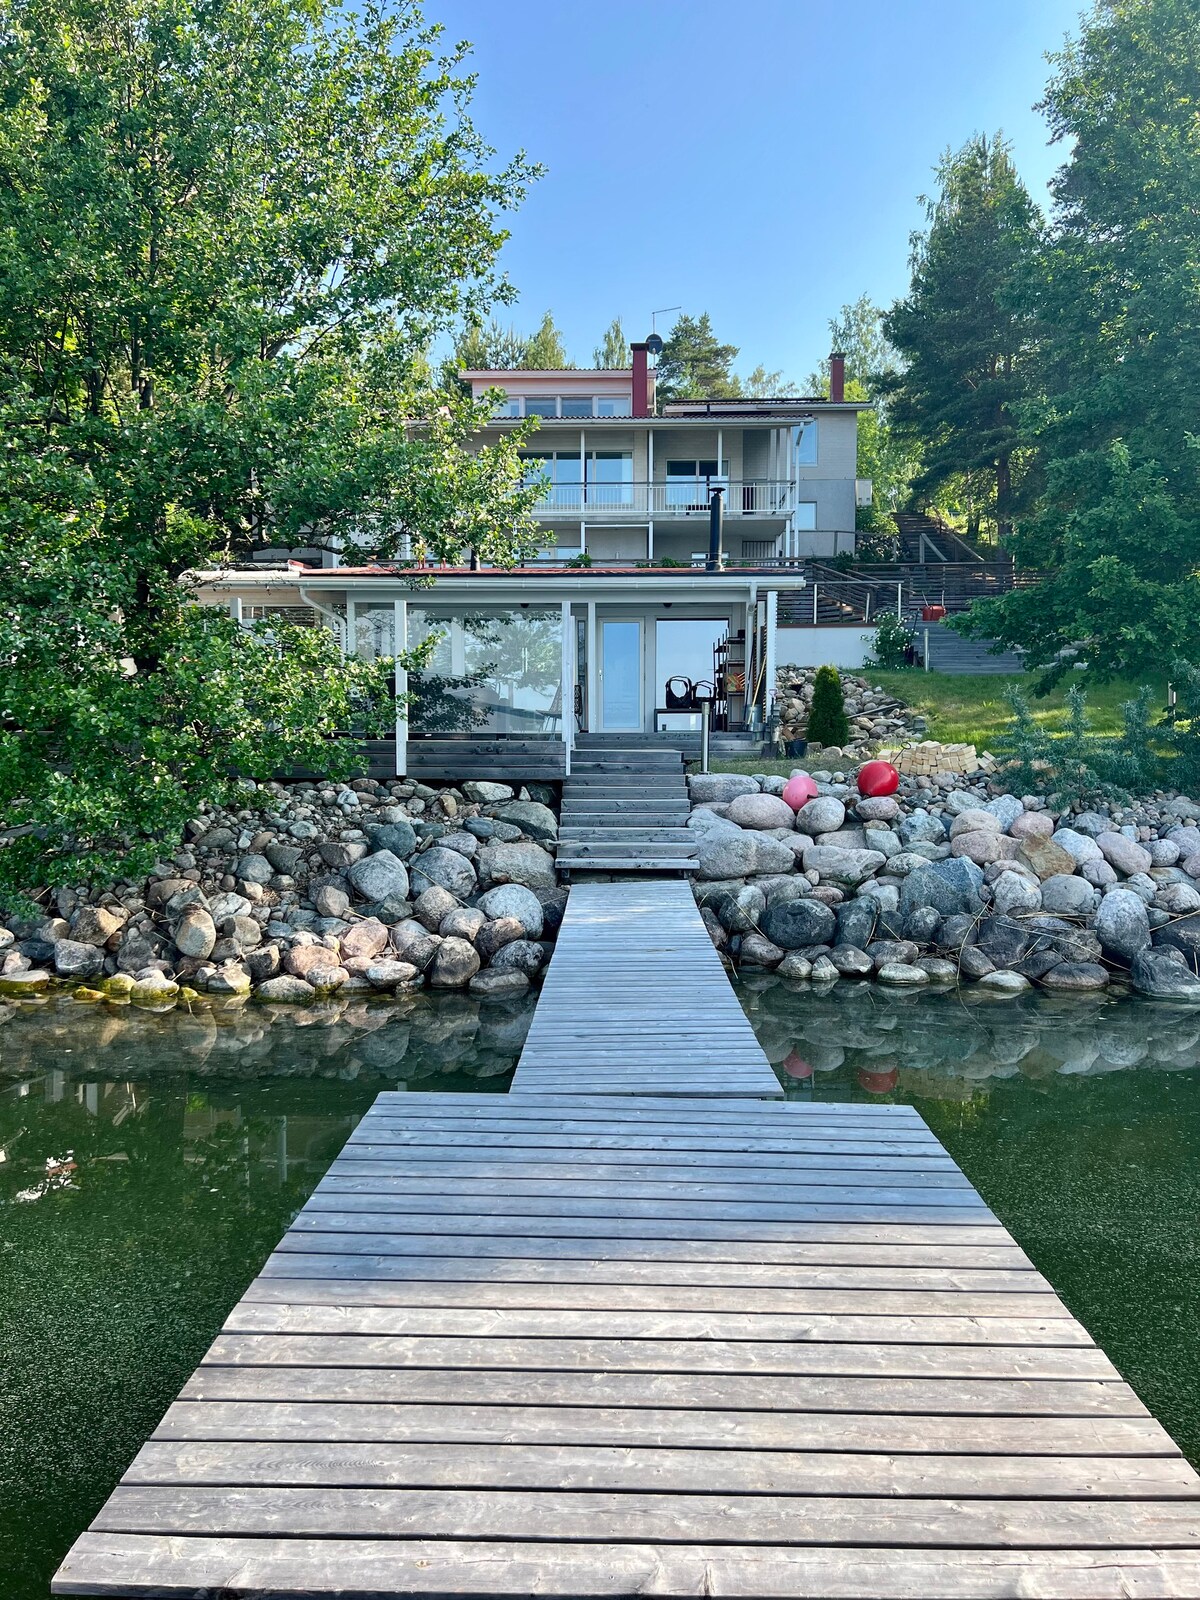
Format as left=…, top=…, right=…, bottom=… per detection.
left=523, top=311, right=572, bottom=368
left=593, top=317, right=631, bottom=368
left=655, top=313, right=742, bottom=403
left=805, top=666, right=851, bottom=747
left=963, top=0, right=1200, bottom=680
left=0, top=0, right=543, bottom=898
left=883, top=134, right=1042, bottom=540
left=742, top=364, right=788, bottom=397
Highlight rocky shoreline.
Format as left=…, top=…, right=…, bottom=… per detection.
left=689, top=768, right=1200, bottom=1002
left=0, top=777, right=565, bottom=1012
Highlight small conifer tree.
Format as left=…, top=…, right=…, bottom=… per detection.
left=806, top=666, right=851, bottom=747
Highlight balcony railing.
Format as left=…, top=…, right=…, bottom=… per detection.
left=530, top=479, right=796, bottom=517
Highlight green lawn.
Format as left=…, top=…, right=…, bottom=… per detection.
left=702, top=669, right=1166, bottom=776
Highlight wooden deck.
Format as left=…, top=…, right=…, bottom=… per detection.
left=510, top=879, right=780, bottom=1098
left=54, top=1092, right=1200, bottom=1597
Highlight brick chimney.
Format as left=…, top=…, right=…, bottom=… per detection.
left=631, top=342, right=651, bottom=418
left=829, top=351, right=846, bottom=404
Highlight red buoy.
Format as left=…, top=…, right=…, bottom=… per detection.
left=857, top=759, right=899, bottom=797
left=781, top=1051, right=813, bottom=1080
left=782, top=773, right=819, bottom=810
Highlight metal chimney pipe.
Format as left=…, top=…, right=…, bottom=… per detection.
left=707, top=487, right=725, bottom=572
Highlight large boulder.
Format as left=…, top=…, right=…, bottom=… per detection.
left=69, top=905, right=126, bottom=947
left=463, top=780, right=514, bottom=803
left=347, top=849, right=411, bottom=904
left=1040, top=961, right=1110, bottom=992
left=53, top=940, right=105, bottom=980
left=476, top=916, right=527, bottom=962
left=492, top=800, right=559, bottom=842
left=898, top=810, right=947, bottom=847
left=340, top=917, right=390, bottom=961
left=761, top=898, right=837, bottom=950
left=990, top=871, right=1041, bottom=917
left=695, top=828, right=760, bottom=881
left=1097, top=832, right=1153, bottom=878
left=1017, top=835, right=1079, bottom=881
left=688, top=773, right=759, bottom=804
left=430, top=936, right=481, bottom=988
left=478, top=841, right=556, bottom=891
left=173, top=907, right=217, bottom=959
left=800, top=846, right=886, bottom=888
left=477, top=885, right=545, bottom=939
left=1153, top=918, right=1200, bottom=970
left=366, top=819, right=418, bottom=859
left=1095, top=889, right=1151, bottom=966
left=835, top=897, right=878, bottom=950
left=899, top=857, right=984, bottom=917
left=1131, top=948, right=1200, bottom=1001
left=410, top=845, right=478, bottom=899
left=794, top=797, right=847, bottom=836
left=951, top=830, right=1007, bottom=867
left=726, top=792, right=796, bottom=831
left=488, top=939, right=545, bottom=976
left=1051, top=828, right=1103, bottom=866
left=1040, top=874, right=1096, bottom=917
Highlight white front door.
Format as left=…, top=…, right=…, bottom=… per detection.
left=599, top=618, right=643, bottom=731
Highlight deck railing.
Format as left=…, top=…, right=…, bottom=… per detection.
left=530, top=479, right=796, bottom=517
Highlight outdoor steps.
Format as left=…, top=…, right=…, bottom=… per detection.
left=919, top=621, right=1026, bottom=675
left=557, top=747, right=698, bottom=877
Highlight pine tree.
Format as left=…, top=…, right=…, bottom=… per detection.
left=656, top=313, right=742, bottom=403
left=805, top=666, right=851, bottom=748
left=593, top=317, right=631, bottom=368
left=523, top=310, right=572, bottom=368
left=883, top=134, right=1041, bottom=540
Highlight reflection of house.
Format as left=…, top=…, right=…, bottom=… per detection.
left=465, top=350, right=870, bottom=564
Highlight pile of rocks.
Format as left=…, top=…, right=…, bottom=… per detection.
left=688, top=768, right=1200, bottom=1001
left=774, top=666, right=925, bottom=757
left=0, top=777, right=565, bottom=1008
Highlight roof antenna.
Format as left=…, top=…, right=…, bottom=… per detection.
left=650, top=306, right=681, bottom=335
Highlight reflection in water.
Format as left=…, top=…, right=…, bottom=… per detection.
left=0, top=991, right=533, bottom=1600
left=739, top=977, right=1200, bottom=1479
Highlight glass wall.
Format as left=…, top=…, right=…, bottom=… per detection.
left=406, top=607, right=563, bottom=738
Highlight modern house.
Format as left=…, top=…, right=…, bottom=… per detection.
left=194, top=347, right=886, bottom=779
left=465, top=346, right=871, bottom=564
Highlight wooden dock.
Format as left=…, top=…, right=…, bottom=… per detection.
left=511, top=879, right=781, bottom=1098
left=53, top=878, right=1200, bottom=1598
left=55, top=1090, right=1200, bottom=1597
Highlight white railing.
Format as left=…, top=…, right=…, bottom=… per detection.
left=530, top=480, right=796, bottom=517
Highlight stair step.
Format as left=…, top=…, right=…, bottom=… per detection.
left=556, top=864, right=704, bottom=876
left=557, top=841, right=698, bottom=859
left=558, top=828, right=694, bottom=843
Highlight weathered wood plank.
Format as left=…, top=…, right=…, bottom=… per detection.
left=53, top=1534, right=1200, bottom=1600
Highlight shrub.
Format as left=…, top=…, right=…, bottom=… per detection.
left=806, top=665, right=851, bottom=747
left=992, top=683, right=1159, bottom=804
left=867, top=612, right=916, bottom=670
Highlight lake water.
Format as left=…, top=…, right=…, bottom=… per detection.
left=3, top=985, right=1199, bottom=1599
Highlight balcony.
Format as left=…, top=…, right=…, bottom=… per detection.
left=530, top=479, right=797, bottom=518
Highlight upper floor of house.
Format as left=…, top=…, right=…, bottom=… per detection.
left=461, top=348, right=870, bottom=561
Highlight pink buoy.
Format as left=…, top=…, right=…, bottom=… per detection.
left=857, top=759, right=899, bottom=797
left=782, top=773, right=819, bottom=811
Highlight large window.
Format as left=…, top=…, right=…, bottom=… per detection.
left=794, top=419, right=818, bottom=465
left=665, top=458, right=729, bottom=509
left=522, top=450, right=633, bottom=509
left=407, top=608, right=563, bottom=737
left=492, top=393, right=632, bottom=419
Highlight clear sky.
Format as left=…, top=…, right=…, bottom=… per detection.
left=427, top=0, right=1084, bottom=386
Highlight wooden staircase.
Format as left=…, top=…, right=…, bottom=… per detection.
left=895, top=511, right=987, bottom=564
left=556, top=741, right=698, bottom=878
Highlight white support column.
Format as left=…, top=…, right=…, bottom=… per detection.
left=560, top=599, right=572, bottom=777
left=346, top=598, right=357, bottom=659
left=580, top=427, right=586, bottom=516
left=647, top=427, right=655, bottom=514
left=231, top=595, right=244, bottom=625
left=586, top=600, right=597, bottom=732
left=393, top=597, right=408, bottom=779
left=765, top=588, right=778, bottom=732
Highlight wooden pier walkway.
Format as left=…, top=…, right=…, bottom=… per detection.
left=53, top=880, right=1200, bottom=1598
left=511, top=879, right=781, bottom=1098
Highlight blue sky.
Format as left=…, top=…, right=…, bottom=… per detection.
left=428, top=0, right=1084, bottom=386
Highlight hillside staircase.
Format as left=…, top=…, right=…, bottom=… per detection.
left=895, top=510, right=988, bottom=564
left=919, top=620, right=1026, bottom=674
left=556, top=738, right=703, bottom=878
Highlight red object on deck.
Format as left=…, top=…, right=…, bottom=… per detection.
left=782, top=773, right=819, bottom=810
left=922, top=604, right=947, bottom=621
left=857, top=760, right=900, bottom=797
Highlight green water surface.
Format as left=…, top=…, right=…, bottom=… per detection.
left=2, top=983, right=1199, bottom=1599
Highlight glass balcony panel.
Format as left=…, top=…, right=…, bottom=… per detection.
left=407, top=607, right=562, bottom=738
